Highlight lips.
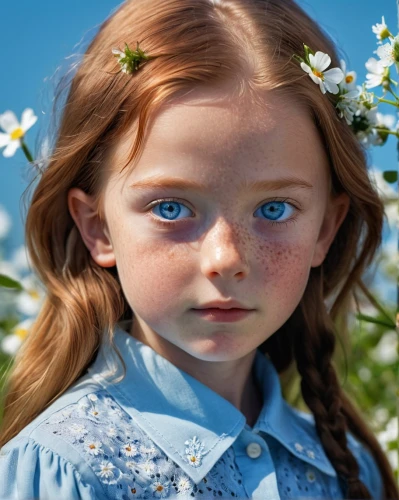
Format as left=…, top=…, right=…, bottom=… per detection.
left=192, top=308, right=253, bottom=322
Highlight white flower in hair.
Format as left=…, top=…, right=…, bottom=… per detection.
left=372, top=16, right=391, bottom=45
left=339, top=59, right=357, bottom=91
left=300, top=51, right=344, bottom=94
left=336, top=90, right=360, bottom=125
left=0, top=108, right=37, bottom=158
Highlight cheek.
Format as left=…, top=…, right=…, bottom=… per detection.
left=254, top=237, right=315, bottom=315
left=116, top=238, right=192, bottom=321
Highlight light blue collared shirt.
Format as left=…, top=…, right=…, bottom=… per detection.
left=0, top=323, right=383, bottom=499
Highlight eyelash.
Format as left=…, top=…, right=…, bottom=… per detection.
left=146, top=197, right=302, bottom=229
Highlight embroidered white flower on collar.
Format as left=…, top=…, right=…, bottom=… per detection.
left=184, top=436, right=206, bottom=468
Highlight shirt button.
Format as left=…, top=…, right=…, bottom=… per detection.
left=246, top=442, right=262, bottom=458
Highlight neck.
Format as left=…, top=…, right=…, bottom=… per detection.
left=129, top=322, right=264, bottom=426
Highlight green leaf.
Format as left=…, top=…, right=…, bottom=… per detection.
left=0, top=274, right=23, bottom=291
left=355, top=313, right=396, bottom=329
left=383, top=170, right=398, bottom=183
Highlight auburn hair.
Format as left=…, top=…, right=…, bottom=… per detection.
left=0, top=1, right=397, bottom=498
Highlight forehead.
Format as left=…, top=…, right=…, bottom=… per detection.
left=110, top=87, right=329, bottom=190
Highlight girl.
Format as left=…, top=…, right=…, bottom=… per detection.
left=0, top=0, right=397, bottom=498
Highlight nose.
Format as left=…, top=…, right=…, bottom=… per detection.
left=200, top=217, right=250, bottom=280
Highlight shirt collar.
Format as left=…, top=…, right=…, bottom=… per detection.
left=87, top=323, right=337, bottom=483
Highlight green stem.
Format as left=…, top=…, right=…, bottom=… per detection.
left=372, top=127, right=399, bottom=137
left=388, top=85, right=399, bottom=100
left=375, top=97, right=399, bottom=107
left=20, top=140, right=34, bottom=163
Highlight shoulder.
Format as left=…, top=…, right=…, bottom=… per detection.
left=0, top=384, right=180, bottom=499
left=0, top=434, right=102, bottom=500
left=0, top=378, right=115, bottom=500
left=290, top=407, right=384, bottom=500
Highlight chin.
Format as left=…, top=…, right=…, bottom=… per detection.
left=182, top=335, right=253, bottom=362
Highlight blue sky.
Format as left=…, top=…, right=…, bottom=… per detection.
left=0, top=0, right=397, bottom=304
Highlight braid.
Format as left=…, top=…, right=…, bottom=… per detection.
left=294, top=266, right=371, bottom=499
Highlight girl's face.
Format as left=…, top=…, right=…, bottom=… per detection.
left=69, top=87, right=349, bottom=365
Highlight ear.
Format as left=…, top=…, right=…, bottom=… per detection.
left=311, top=192, right=350, bottom=268
left=67, top=187, right=116, bottom=268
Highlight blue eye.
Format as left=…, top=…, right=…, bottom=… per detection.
left=148, top=198, right=299, bottom=228
left=255, top=200, right=296, bottom=224
left=151, top=200, right=193, bottom=222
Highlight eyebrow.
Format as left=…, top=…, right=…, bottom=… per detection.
left=129, top=175, right=313, bottom=193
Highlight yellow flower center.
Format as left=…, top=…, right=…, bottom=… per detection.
left=312, top=69, right=323, bottom=79
left=10, top=127, right=24, bottom=140
left=131, top=488, right=136, bottom=494
left=345, top=75, right=354, bottom=84
left=89, top=444, right=96, bottom=449
left=15, top=328, right=29, bottom=340
left=190, top=456, right=197, bottom=462
left=380, top=27, right=390, bottom=40
left=126, top=446, right=131, bottom=451
left=28, top=289, right=40, bottom=300
left=156, top=485, right=164, bottom=492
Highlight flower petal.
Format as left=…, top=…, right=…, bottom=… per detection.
left=323, top=80, right=339, bottom=94
left=312, top=51, right=331, bottom=72
left=300, top=62, right=312, bottom=74
left=324, top=67, right=344, bottom=84
left=0, top=111, right=20, bottom=134
left=20, top=108, right=38, bottom=132
left=308, top=72, right=321, bottom=85
left=365, top=57, right=385, bottom=74
left=0, top=132, right=11, bottom=148
left=3, top=140, right=20, bottom=158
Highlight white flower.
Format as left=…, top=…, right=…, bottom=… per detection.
left=121, top=442, right=139, bottom=457
left=112, top=48, right=130, bottom=74
left=0, top=108, right=37, bottom=157
left=0, top=205, right=12, bottom=240
left=151, top=476, right=170, bottom=498
left=306, top=449, right=315, bottom=459
left=94, top=460, right=122, bottom=485
left=184, top=436, right=206, bottom=467
left=83, top=438, right=104, bottom=456
left=365, top=57, right=386, bottom=89
left=106, top=426, right=118, bottom=438
left=339, top=59, right=357, bottom=91
left=294, top=442, right=304, bottom=452
left=139, top=440, right=158, bottom=457
left=15, top=273, right=46, bottom=316
left=175, top=474, right=193, bottom=493
left=136, top=459, right=156, bottom=475
left=336, top=90, right=360, bottom=125
left=300, top=51, right=344, bottom=94
left=372, top=16, right=391, bottom=45
left=374, top=35, right=399, bottom=67
left=68, top=423, right=89, bottom=440
left=1, top=317, right=35, bottom=356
